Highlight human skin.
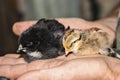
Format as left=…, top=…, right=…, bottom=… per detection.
left=1, top=5, right=120, bottom=79
left=0, top=17, right=120, bottom=80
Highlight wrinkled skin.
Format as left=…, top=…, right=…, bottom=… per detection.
left=0, top=16, right=120, bottom=80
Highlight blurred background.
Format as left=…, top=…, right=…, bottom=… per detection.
left=0, top=0, right=120, bottom=56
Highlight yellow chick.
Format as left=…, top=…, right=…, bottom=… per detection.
left=62, top=28, right=113, bottom=56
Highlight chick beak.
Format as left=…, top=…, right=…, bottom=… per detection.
left=65, top=50, right=73, bottom=57
left=17, top=44, right=26, bottom=53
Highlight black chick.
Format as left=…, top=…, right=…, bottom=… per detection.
left=17, top=18, right=65, bottom=62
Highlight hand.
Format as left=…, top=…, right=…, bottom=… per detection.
left=1, top=18, right=120, bottom=80
left=1, top=54, right=120, bottom=80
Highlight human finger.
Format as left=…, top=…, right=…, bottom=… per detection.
left=12, top=18, right=115, bottom=41
left=17, top=55, right=113, bottom=80
left=4, top=54, right=20, bottom=58
left=13, top=21, right=37, bottom=35
left=56, top=18, right=115, bottom=39
left=0, top=56, right=25, bottom=65
left=0, top=58, right=65, bottom=79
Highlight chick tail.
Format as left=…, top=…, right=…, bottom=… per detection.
left=99, top=48, right=120, bottom=59
left=111, top=48, right=120, bottom=59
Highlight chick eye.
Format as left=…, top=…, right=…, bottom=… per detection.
left=34, top=41, right=40, bottom=44
left=56, top=35, right=61, bottom=39
left=70, top=34, right=82, bottom=47
left=26, top=42, right=33, bottom=47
